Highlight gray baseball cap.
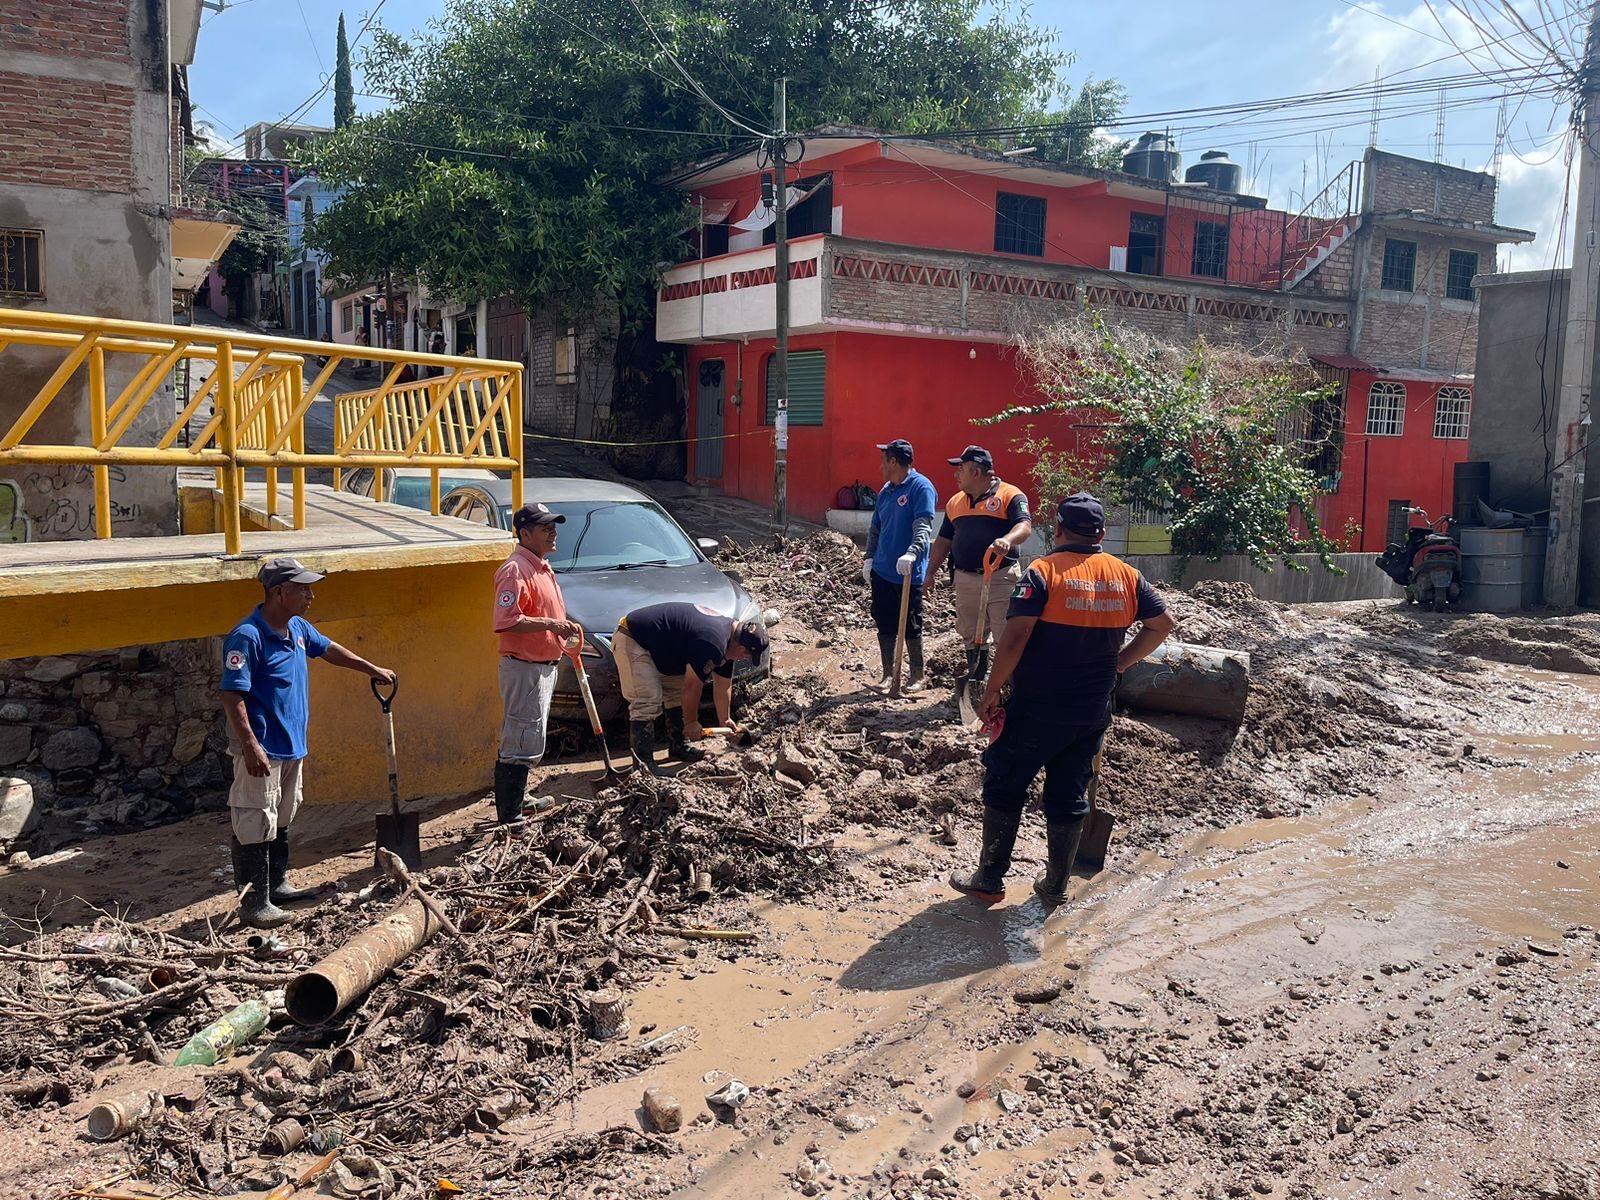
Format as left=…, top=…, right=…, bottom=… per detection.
left=258, top=558, right=325, bottom=588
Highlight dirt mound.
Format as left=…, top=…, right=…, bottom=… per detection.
left=1442, top=613, right=1600, bottom=675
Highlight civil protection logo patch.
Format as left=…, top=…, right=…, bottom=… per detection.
left=896, top=494, right=908, bottom=507
left=985, top=497, right=1001, bottom=512
left=225, top=650, right=245, bottom=671
left=497, top=590, right=517, bottom=608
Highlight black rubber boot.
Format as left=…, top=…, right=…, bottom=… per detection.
left=268, top=831, right=318, bottom=904
left=905, top=638, right=926, bottom=692
left=875, top=636, right=896, bottom=690
left=1033, top=820, right=1084, bottom=906
left=231, top=838, right=291, bottom=929
left=493, top=761, right=529, bottom=824
left=630, top=720, right=668, bottom=777
left=948, top=807, right=1022, bottom=902
left=664, top=710, right=706, bottom=764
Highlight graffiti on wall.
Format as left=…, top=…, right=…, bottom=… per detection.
left=0, top=467, right=142, bottom=541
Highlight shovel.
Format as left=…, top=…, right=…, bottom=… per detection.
left=566, top=633, right=626, bottom=784
left=889, top=571, right=913, bottom=699
left=955, top=545, right=1005, bottom=726
left=371, top=676, right=421, bottom=872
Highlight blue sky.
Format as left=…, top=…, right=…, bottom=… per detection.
left=188, top=0, right=1581, bottom=271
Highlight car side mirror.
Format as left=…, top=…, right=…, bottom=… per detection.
left=696, top=537, right=721, bottom=554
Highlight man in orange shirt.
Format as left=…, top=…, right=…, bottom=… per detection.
left=492, top=502, right=581, bottom=823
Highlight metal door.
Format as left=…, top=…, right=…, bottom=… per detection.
left=695, top=359, right=725, bottom=480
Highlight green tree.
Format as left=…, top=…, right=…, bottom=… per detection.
left=334, top=13, right=354, bottom=130
left=305, top=0, right=1086, bottom=314
left=1024, top=78, right=1130, bottom=171
left=984, top=318, right=1346, bottom=574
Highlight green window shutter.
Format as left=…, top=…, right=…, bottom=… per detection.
left=766, top=350, right=825, bottom=426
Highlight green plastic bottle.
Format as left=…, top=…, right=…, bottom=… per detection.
left=172, top=999, right=270, bottom=1067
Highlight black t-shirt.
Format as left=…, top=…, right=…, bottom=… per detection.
left=622, top=602, right=735, bottom=682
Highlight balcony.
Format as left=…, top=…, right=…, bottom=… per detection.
left=657, top=235, right=1353, bottom=355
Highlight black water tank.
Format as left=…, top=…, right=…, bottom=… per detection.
left=1185, top=149, right=1243, bottom=193
left=1453, top=461, right=1491, bottom=526
left=1122, top=132, right=1181, bottom=182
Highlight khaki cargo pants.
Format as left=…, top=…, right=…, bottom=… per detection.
left=228, top=753, right=304, bottom=845
left=498, top=657, right=557, bottom=766
left=953, top=562, right=1021, bottom=645
left=612, top=625, right=681, bottom=722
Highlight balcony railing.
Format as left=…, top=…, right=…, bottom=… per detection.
left=0, top=308, right=523, bottom=554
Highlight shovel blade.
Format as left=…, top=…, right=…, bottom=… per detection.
left=1076, top=807, right=1114, bottom=871
left=374, top=811, right=422, bottom=872
left=956, top=678, right=983, bottom=727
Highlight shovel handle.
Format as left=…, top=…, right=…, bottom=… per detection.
left=982, top=543, right=1004, bottom=580
left=370, top=674, right=399, bottom=712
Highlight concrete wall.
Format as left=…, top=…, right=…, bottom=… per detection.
left=1122, top=552, right=1398, bottom=603
left=0, top=0, right=179, bottom=540
left=1471, top=270, right=1600, bottom=603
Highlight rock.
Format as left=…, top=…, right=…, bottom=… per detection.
left=1022, top=1075, right=1048, bottom=1094
left=776, top=743, right=818, bottom=785
left=1526, top=941, right=1561, bottom=957
left=0, top=726, right=31, bottom=768
left=642, top=1087, right=683, bottom=1133
left=136, top=768, right=165, bottom=792
left=1336, top=1115, right=1354, bottom=1134
left=54, top=767, right=95, bottom=797
left=1252, top=1180, right=1273, bottom=1195
left=922, top=1166, right=951, bottom=1183
left=26, top=658, right=79, bottom=684
left=1495, top=948, right=1529, bottom=966
left=955, top=1082, right=976, bottom=1099
left=171, top=719, right=210, bottom=765
left=954, top=1124, right=975, bottom=1142
left=997, top=1090, right=1024, bottom=1114
left=41, top=728, right=102, bottom=771
left=1557, top=859, right=1570, bottom=869
left=850, top=769, right=883, bottom=791
left=965, top=1137, right=981, bottom=1156
left=834, top=1112, right=870, bottom=1133
left=1135, top=1146, right=1162, bottom=1165
left=0, top=778, right=37, bottom=843
left=0, top=703, right=27, bottom=723
left=1013, top=983, right=1063, bottom=1005
left=1287, top=984, right=1311, bottom=1001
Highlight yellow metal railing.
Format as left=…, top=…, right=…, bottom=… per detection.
left=0, top=308, right=524, bottom=553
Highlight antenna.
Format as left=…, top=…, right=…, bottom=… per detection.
left=1368, top=66, right=1383, bottom=147
left=1434, top=85, right=1447, bottom=161
left=1491, top=93, right=1510, bottom=185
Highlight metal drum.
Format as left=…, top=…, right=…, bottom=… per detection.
left=1521, top=526, right=1549, bottom=609
left=1458, top=526, right=1523, bottom=612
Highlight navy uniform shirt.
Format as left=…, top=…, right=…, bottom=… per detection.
left=869, top=469, right=939, bottom=585
left=937, top=479, right=1030, bottom=571
left=220, top=607, right=331, bottom=760
left=622, top=602, right=736, bottom=681
left=1006, top=546, right=1166, bottom=724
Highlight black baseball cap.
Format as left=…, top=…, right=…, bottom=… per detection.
left=947, top=445, right=994, bottom=472
left=258, top=558, right=325, bottom=589
left=735, top=621, right=770, bottom=657
left=512, top=502, right=566, bottom=531
left=1057, top=492, right=1106, bottom=538
left=875, top=439, right=914, bottom=465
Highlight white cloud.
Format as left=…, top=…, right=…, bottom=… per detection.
left=1495, top=138, right=1578, bottom=271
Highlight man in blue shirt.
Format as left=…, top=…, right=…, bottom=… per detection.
left=220, top=558, right=395, bottom=928
left=863, top=438, right=939, bottom=691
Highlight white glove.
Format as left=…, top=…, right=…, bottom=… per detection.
left=862, top=559, right=874, bottom=585
left=896, top=552, right=915, bottom=577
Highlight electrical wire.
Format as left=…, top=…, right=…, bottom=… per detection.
left=621, top=0, right=769, bottom=138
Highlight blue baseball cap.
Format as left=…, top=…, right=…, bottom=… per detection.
left=1057, top=493, right=1106, bottom=537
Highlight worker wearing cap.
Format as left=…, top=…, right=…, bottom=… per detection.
left=950, top=494, right=1176, bottom=907
left=492, top=503, right=582, bottom=824
left=612, top=602, right=769, bottom=776
left=220, top=559, right=396, bottom=928
left=926, top=445, right=1033, bottom=686
left=862, top=438, right=939, bottom=691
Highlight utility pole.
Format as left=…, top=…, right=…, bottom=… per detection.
left=771, top=77, right=789, bottom=537
left=1547, top=0, right=1600, bottom=608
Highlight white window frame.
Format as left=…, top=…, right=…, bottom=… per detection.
left=1432, top=385, right=1471, bottom=439
left=1365, top=381, right=1406, bottom=437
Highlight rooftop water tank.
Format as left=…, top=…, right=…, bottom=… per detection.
left=1185, top=149, right=1243, bottom=194
left=1122, top=132, right=1181, bottom=182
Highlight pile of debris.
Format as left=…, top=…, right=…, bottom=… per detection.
left=0, top=769, right=835, bottom=1196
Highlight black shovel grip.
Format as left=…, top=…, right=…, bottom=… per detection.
left=371, top=674, right=399, bottom=712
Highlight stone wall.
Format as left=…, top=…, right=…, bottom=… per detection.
left=0, top=641, right=230, bottom=854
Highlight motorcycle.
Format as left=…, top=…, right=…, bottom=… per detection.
left=1375, top=506, right=1461, bottom=613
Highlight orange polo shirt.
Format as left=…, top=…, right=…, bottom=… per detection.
left=493, top=545, right=567, bottom=663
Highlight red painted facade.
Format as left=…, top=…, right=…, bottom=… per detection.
left=671, top=141, right=1485, bottom=551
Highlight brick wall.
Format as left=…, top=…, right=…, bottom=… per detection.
left=1355, top=226, right=1485, bottom=371
left=0, top=71, right=134, bottom=192
left=0, top=0, right=130, bottom=62
left=1297, top=238, right=1357, bottom=298
left=1366, top=149, right=1496, bottom=222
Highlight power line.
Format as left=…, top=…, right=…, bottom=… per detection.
left=621, top=0, right=768, bottom=138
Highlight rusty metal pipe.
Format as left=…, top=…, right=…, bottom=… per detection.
left=285, top=898, right=444, bottom=1026
left=1119, top=641, right=1251, bottom=725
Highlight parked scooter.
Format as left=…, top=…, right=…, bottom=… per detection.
left=1375, top=506, right=1461, bottom=612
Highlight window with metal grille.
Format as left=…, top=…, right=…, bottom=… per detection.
left=1365, top=380, right=1406, bottom=436
left=765, top=349, right=825, bottom=426
left=1445, top=250, right=1479, bottom=301
left=1432, top=385, right=1471, bottom=439
left=994, top=193, right=1046, bottom=257
left=1380, top=239, right=1416, bottom=291
left=0, top=230, right=43, bottom=297
left=341, top=301, right=354, bottom=333
left=1191, top=221, right=1229, bottom=279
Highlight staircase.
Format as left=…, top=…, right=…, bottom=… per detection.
left=1259, top=161, right=1363, bottom=292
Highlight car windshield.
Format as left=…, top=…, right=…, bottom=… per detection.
left=391, top=476, right=479, bottom=509
left=545, top=501, right=700, bottom=571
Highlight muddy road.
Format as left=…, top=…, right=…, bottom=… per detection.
left=1, top=535, right=1597, bottom=1200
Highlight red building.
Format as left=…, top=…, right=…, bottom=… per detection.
left=656, top=133, right=1531, bottom=550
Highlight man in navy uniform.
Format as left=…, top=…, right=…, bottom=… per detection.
left=950, top=494, right=1175, bottom=906
left=862, top=438, right=939, bottom=691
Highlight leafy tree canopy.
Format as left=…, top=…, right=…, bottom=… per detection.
left=306, top=0, right=1120, bottom=314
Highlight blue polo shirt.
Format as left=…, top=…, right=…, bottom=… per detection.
left=220, top=607, right=330, bottom=760
left=870, top=469, right=939, bottom=586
